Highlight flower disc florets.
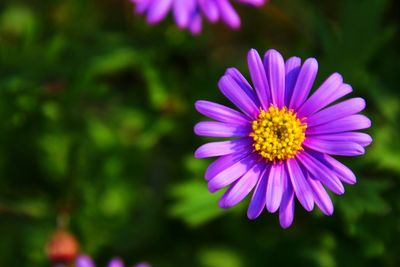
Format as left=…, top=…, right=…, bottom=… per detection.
left=250, top=105, right=307, bottom=161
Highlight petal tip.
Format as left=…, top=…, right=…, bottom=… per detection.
left=279, top=219, right=293, bottom=229
left=266, top=203, right=279, bottom=213
left=246, top=212, right=259, bottom=220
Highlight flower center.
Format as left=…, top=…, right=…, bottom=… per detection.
left=250, top=105, right=307, bottom=161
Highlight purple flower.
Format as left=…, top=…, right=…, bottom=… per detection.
left=76, top=255, right=95, bottom=267
left=108, top=258, right=124, bottom=267
left=194, top=48, right=372, bottom=228
left=134, top=262, right=151, bottom=267
left=130, top=0, right=266, bottom=34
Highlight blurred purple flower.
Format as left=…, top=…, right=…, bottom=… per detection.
left=130, top=0, right=267, bottom=34
left=76, top=255, right=95, bottom=267
left=194, top=48, right=372, bottom=228
left=75, top=255, right=150, bottom=267
left=108, top=258, right=124, bottom=267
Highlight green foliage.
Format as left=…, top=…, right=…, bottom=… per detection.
left=1, top=0, right=400, bottom=266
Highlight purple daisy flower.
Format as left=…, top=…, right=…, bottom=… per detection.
left=194, top=48, right=372, bottom=228
left=130, top=0, right=266, bottom=34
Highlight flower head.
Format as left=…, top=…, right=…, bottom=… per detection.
left=194, top=48, right=372, bottom=228
left=130, top=0, right=266, bottom=34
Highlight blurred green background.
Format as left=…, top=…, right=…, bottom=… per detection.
left=0, top=0, right=399, bottom=266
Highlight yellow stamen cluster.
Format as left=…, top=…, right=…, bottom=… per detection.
left=250, top=105, right=307, bottom=161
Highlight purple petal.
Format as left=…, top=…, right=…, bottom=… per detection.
left=216, top=0, right=241, bottom=28
left=266, top=162, right=285, bottom=213
left=306, top=132, right=372, bottom=147
left=194, top=121, right=251, bottom=137
left=225, top=67, right=261, bottom=108
left=307, top=176, right=334, bottom=215
left=188, top=13, right=202, bottom=34
left=195, top=100, right=249, bottom=124
left=219, top=162, right=264, bottom=208
left=303, top=138, right=365, bottom=156
left=147, top=0, right=173, bottom=24
left=289, top=58, right=318, bottom=110
left=310, top=152, right=356, bottom=184
left=195, top=138, right=252, bottom=158
left=236, top=0, right=265, bottom=6
left=264, top=49, right=285, bottom=108
left=173, top=0, right=195, bottom=27
left=306, top=115, right=371, bottom=135
left=218, top=75, right=260, bottom=118
left=208, top=154, right=258, bottom=192
left=279, top=175, right=295, bottom=228
left=247, top=49, right=271, bottom=109
left=286, top=158, right=314, bottom=211
left=296, top=151, right=345, bottom=194
left=247, top=166, right=270, bottom=219
left=205, top=152, right=250, bottom=181
left=306, top=98, right=366, bottom=127
left=297, top=73, right=347, bottom=118
left=135, top=0, right=152, bottom=14
left=134, top=263, right=151, bottom=267
left=284, top=57, right=301, bottom=107
left=199, top=0, right=219, bottom=22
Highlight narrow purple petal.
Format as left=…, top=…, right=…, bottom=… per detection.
left=286, top=158, right=314, bottom=211
left=216, top=0, right=241, bottom=28
left=306, top=115, right=371, bottom=135
left=195, top=138, right=252, bottom=158
left=188, top=13, right=202, bottom=34
left=264, top=49, right=285, bottom=108
left=173, top=0, right=195, bottom=27
left=247, top=49, right=271, bottom=109
left=279, top=175, right=295, bottom=228
left=289, top=58, right=318, bottom=110
left=135, top=0, right=152, bottom=14
left=297, top=73, right=348, bottom=117
left=199, top=0, right=219, bottom=22
left=247, top=166, right=269, bottom=219
left=236, top=0, right=265, bottom=6
left=147, top=0, right=173, bottom=24
left=307, top=98, right=366, bottom=127
left=225, top=67, right=261, bottom=107
left=307, top=176, right=334, bottom=215
left=310, top=151, right=357, bottom=184
left=205, top=152, right=250, bottom=181
left=306, top=132, right=372, bottom=147
left=296, top=151, right=345, bottom=194
left=195, top=100, right=249, bottom=124
left=284, top=57, right=301, bottom=107
left=266, top=162, right=285, bottom=213
left=208, top=154, right=258, bottom=192
left=218, top=75, right=260, bottom=118
left=194, top=121, right=251, bottom=137
left=303, top=138, right=365, bottom=156
left=219, top=162, right=264, bottom=208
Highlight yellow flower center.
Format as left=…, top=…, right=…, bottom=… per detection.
left=250, top=105, right=307, bottom=161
